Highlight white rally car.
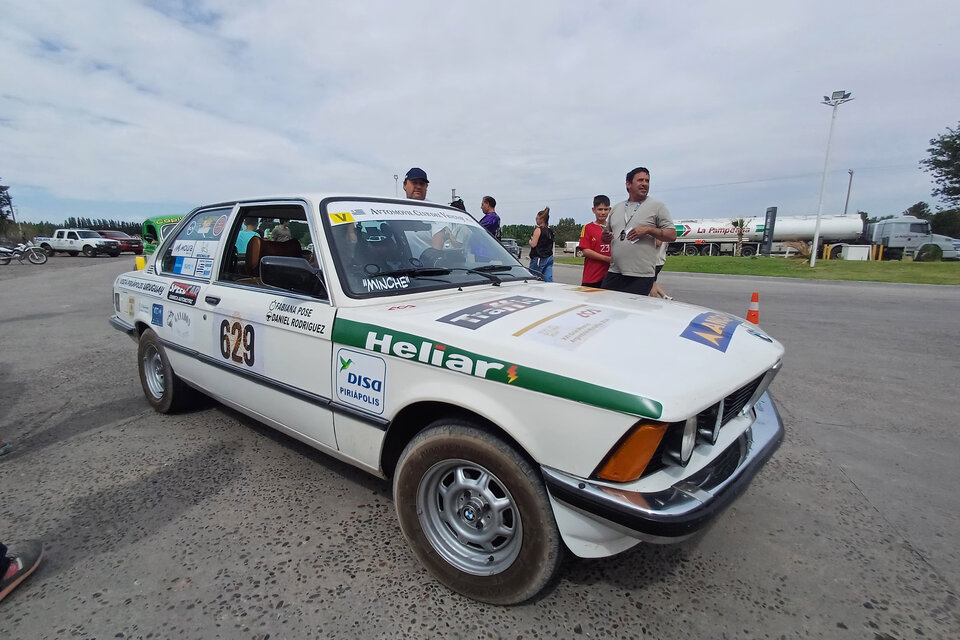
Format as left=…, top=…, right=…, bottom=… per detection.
left=110, top=195, right=784, bottom=604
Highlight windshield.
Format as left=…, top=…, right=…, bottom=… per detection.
left=322, top=199, right=533, bottom=298
left=78, top=231, right=102, bottom=239
left=100, top=231, right=130, bottom=239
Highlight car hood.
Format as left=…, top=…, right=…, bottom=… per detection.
left=333, top=282, right=784, bottom=421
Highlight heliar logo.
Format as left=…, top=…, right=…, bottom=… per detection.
left=364, top=331, right=507, bottom=379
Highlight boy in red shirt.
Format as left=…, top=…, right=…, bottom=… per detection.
left=578, top=195, right=612, bottom=287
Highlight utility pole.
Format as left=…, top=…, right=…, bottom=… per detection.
left=842, top=169, right=854, bottom=216
left=810, top=90, right=854, bottom=267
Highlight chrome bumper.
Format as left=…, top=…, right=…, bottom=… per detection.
left=542, top=391, right=784, bottom=540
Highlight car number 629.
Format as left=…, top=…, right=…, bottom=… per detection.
left=220, top=320, right=255, bottom=366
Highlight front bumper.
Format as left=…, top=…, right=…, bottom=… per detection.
left=542, top=391, right=784, bottom=540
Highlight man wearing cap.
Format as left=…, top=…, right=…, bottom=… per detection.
left=403, top=167, right=429, bottom=200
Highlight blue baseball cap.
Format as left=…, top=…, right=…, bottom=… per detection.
left=404, top=167, right=429, bottom=183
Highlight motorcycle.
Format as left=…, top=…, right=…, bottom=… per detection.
left=0, top=242, right=49, bottom=265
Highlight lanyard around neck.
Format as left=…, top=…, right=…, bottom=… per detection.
left=624, top=201, right=642, bottom=229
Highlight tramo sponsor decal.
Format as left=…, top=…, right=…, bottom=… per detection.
left=437, top=296, right=549, bottom=329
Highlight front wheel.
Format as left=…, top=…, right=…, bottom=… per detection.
left=394, top=422, right=563, bottom=604
left=82, top=245, right=97, bottom=257
left=41, top=244, right=54, bottom=256
left=138, top=329, right=195, bottom=413
left=26, top=248, right=48, bottom=264
left=0, top=254, right=10, bottom=266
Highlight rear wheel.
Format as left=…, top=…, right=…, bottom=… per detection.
left=394, top=422, right=563, bottom=604
left=138, top=329, right=195, bottom=413
left=0, top=254, right=10, bottom=265
left=26, top=248, right=48, bottom=264
left=683, top=244, right=700, bottom=256
left=741, top=245, right=757, bottom=257
left=82, top=245, right=97, bottom=257
left=41, top=243, right=54, bottom=256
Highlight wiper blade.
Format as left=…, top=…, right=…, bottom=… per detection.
left=471, top=264, right=515, bottom=272
left=448, top=267, right=504, bottom=285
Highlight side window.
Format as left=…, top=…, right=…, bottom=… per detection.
left=909, top=223, right=928, bottom=233
left=218, top=205, right=327, bottom=300
left=159, top=208, right=232, bottom=280
left=67, top=232, right=78, bottom=240
left=56, top=231, right=65, bottom=239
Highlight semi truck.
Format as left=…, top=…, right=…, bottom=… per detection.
left=669, top=214, right=864, bottom=257
left=866, top=215, right=957, bottom=261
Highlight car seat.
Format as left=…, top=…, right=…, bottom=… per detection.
left=246, top=236, right=302, bottom=276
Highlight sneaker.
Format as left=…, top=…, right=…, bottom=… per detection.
left=0, top=540, right=43, bottom=602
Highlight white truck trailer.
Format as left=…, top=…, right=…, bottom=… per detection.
left=669, top=215, right=864, bottom=257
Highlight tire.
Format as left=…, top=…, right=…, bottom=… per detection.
left=41, top=244, right=54, bottom=257
left=394, top=422, right=563, bottom=605
left=683, top=244, right=700, bottom=256
left=26, top=248, right=48, bottom=264
left=0, top=254, right=9, bottom=266
left=68, top=251, right=79, bottom=257
left=915, top=244, right=943, bottom=262
left=82, top=245, right=97, bottom=257
left=741, top=245, right=757, bottom=257
left=137, top=329, right=194, bottom=413
left=829, top=245, right=843, bottom=260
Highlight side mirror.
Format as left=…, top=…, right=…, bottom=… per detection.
left=260, top=256, right=327, bottom=299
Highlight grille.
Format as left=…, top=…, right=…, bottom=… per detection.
left=720, top=375, right=763, bottom=426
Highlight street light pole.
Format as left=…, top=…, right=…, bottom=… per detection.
left=842, top=169, right=854, bottom=216
left=393, top=174, right=399, bottom=197
left=810, top=90, right=853, bottom=267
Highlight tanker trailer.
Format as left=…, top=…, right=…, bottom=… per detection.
left=670, top=214, right=864, bottom=256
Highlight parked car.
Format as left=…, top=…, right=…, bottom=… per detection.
left=142, top=214, right=184, bottom=255
left=34, top=229, right=121, bottom=257
left=110, top=194, right=784, bottom=604
left=96, top=230, right=144, bottom=254
left=500, top=237, right=522, bottom=259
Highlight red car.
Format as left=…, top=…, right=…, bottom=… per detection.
left=96, top=230, right=143, bottom=254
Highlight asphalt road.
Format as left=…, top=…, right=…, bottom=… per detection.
left=0, top=255, right=957, bottom=639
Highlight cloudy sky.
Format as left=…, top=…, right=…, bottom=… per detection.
left=2, top=1, right=958, bottom=227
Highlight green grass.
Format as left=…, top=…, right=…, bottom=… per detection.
left=553, top=255, right=960, bottom=285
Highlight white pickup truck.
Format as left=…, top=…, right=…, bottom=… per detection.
left=35, top=229, right=122, bottom=257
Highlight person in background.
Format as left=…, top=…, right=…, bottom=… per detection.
left=528, top=206, right=554, bottom=282
left=270, top=219, right=292, bottom=243
left=478, top=196, right=500, bottom=239
left=578, top=195, right=612, bottom=287
left=650, top=239, right=673, bottom=299
left=234, top=218, right=259, bottom=253
left=403, top=167, right=429, bottom=201
left=601, top=167, right=676, bottom=295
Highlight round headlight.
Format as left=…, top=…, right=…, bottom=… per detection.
left=680, top=416, right=697, bottom=464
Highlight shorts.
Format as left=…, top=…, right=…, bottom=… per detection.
left=601, top=272, right=655, bottom=296
left=581, top=280, right=605, bottom=288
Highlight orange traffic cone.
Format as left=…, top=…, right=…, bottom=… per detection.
left=746, top=292, right=760, bottom=324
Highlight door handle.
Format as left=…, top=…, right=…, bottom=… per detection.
left=205, top=296, right=221, bottom=305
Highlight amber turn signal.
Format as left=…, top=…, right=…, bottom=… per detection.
left=594, top=422, right=669, bottom=482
